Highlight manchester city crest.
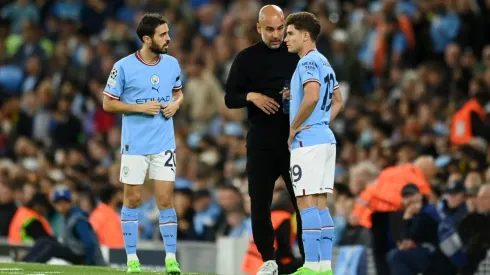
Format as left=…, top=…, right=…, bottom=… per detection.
left=151, top=75, right=160, bottom=85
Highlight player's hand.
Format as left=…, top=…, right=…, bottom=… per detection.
left=280, top=89, right=290, bottom=100
left=288, top=126, right=311, bottom=147
left=248, top=92, right=280, bottom=115
left=161, top=102, right=180, bottom=118
left=139, top=101, right=161, bottom=115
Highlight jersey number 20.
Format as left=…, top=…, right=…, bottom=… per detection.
left=321, top=73, right=334, bottom=112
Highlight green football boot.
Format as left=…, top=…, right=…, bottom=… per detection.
left=165, top=258, right=181, bottom=275
left=127, top=260, right=141, bottom=273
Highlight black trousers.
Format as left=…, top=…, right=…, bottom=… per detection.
left=371, top=212, right=392, bottom=275
left=247, top=147, right=304, bottom=262
left=22, top=237, right=85, bottom=264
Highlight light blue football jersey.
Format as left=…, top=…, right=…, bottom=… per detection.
left=103, top=51, right=182, bottom=155
left=289, top=48, right=338, bottom=150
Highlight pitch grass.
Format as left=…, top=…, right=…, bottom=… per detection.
left=0, top=263, right=219, bottom=275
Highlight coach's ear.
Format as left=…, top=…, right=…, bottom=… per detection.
left=256, top=23, right=262, bottom=34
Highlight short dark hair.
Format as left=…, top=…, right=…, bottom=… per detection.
left=99, top=184, right=119, bottom=204
left=136, top=13, right=167, bottom=42
left=285, top=12, right=321, bottom=41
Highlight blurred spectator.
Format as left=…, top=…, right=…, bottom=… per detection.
left=0, top=181, right=16, bottom=237
left=138, top=184, right=159, bottom=240
left=352, top=156, right=436, bottom=274
left=458, top=184, right=490, bottom=275
left=387, top=184, right=456, bottom=275
left=450, top=91, right=490, bottom=146
left=89, top=184, right=124, bottom=248
left=464, top=172, right=483, bottom=212
left=22, top=187, right=105, bottom=265
left=8, top=193, right=52, bottom=244
left=174, top=188, right=195, bottom=240
left=476, top=184, right=490, bottom=215
left=192, top=189, right=221, bottom=241
left=1, top=0, right=40, bottom=34
left=438, top=179, right=468, bottom=226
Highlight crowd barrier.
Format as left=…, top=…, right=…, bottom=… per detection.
left=0, top=237, right=489, bottom=275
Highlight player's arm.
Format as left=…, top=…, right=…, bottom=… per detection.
left=102, top=63, right=160, bottom=115
left=290, top=81, right=319, bottom=131
left=162, top=70, right=185, bottom=118
left=171, top=72, right=184, bottom=106
left=103, top=96, right=149, bottom=114
left=290, top=60, right=321, bottom=131
left=172, top=89, right=184, bottom=105
left=330, top=85, right=344, bottom=122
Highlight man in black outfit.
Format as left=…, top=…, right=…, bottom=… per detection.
left=225, top=5, right=303, bottom=275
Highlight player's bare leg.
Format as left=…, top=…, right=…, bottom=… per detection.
left=122, top=184, right=143, bottom=273
left=154, top=180, right=181, bottom=275
left=317, top=195, right=334, bottom=275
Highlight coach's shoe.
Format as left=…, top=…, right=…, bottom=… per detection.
left=318, top=270, right=333, bottom=275
left=289, top=266, right=317, bottom=275
left=127, top=260, right=141, bottom=273
left=257, top=260, right=278, bottom=275
left=257, top=261, right=279, bottom=275
left=165, top=258, right=181, bottom=275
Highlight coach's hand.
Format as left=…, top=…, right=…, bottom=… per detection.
left=161, top=102, right=180, bottom=118
left=139, top=101, right=161, bottom=115
left=247, top=92, right=280, bottom=115
left=288, top=126, right=311, bottom=147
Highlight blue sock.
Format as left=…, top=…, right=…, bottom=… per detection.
left=300, top=207, right=321, bottom=269
left=319, top=208, right=334, bottom=262
left=159, top=208, right=178, bottom=255
left=121, top=206, right=139, bottom=259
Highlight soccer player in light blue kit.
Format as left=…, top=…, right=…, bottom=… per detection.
left=102, top=13, right=183, bottom=274
left=284, top=12, right=344, bottom=275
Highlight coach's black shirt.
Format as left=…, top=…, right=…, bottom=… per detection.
left=225, top=41, right=299, bottom=150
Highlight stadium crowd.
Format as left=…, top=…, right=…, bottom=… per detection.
left=1, top=0, right=490, bottom=274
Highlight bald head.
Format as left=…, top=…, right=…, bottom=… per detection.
left=414, top=156, right=437, bottom=180
left=257, top=5, right=285, bottom=49
left=259, top=5, right=284, bottom=22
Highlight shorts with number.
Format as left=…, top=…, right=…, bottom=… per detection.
left=290, top=143, right=336, bottom=196
left=120, top=150, right=176, bottom=185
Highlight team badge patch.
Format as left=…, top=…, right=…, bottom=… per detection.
left=151, top=75, right=160, bottom=85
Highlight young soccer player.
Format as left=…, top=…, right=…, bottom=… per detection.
left=284, top=12, right=344, bottom=275
left=102, top=13, right=183, bottom=274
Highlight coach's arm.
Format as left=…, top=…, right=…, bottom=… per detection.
left=224, top=54, right=279, bottom=113
left=102, top=95, right=161, bottom=115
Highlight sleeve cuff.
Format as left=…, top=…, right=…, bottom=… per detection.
left=103, top=91, right=120, bottom=100
left=303, top=79, right=321, bottom=85
left=173, top=85, right=183, bottom=90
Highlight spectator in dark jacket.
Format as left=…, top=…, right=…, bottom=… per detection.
left=387, top=184, right=456, bottom=275
left=22, top=188, right=105, bottom=266
left=438, top=180, right=469, bottom=226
